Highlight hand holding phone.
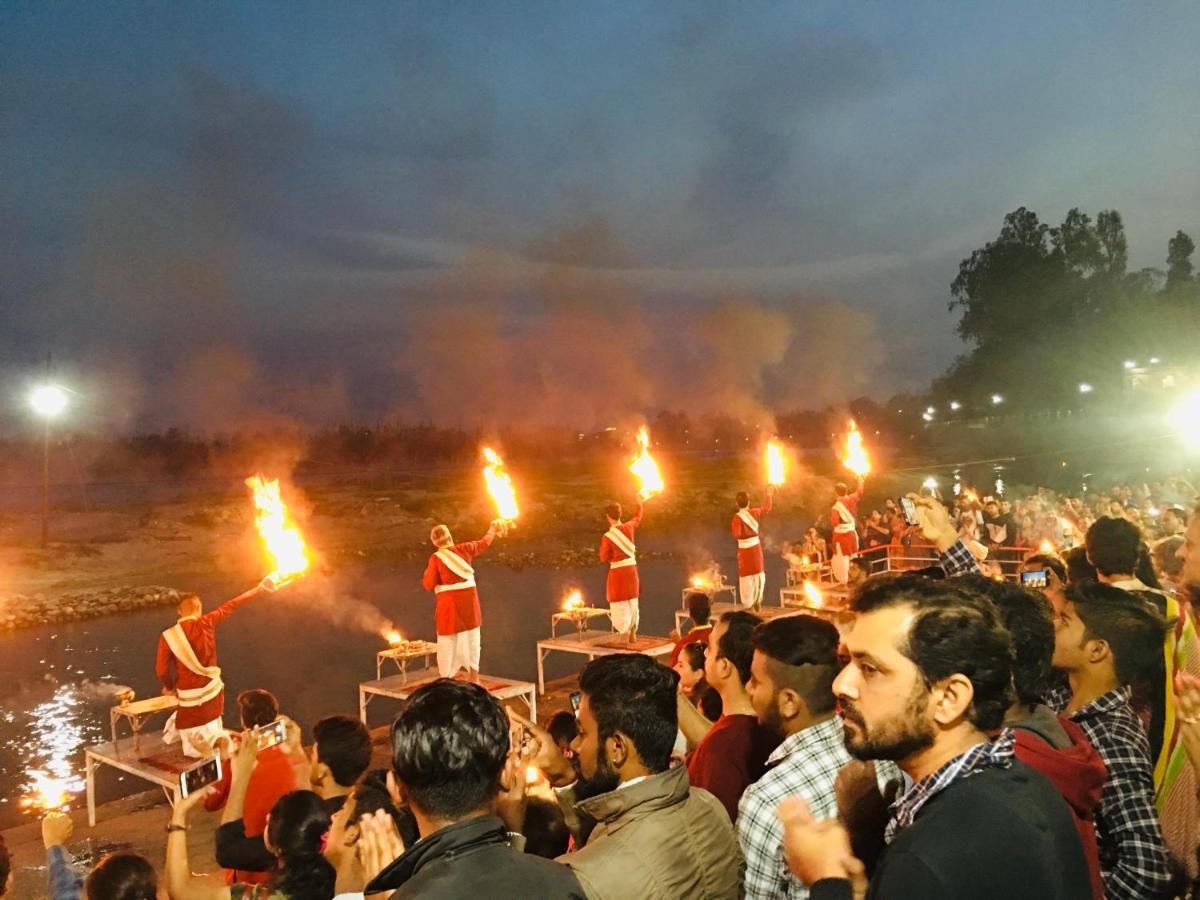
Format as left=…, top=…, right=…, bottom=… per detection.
left=179, top=755, right=222, bottom=798
left=1021, top=570, right=1049, bottom=589
left=899, top=497, right=919, bottom=526
left=255, top=719, right=287, bottom=751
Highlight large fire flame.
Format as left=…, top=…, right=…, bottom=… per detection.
left=482, top=447, right=520, bottom=522
left=766, top=440, right=786, bottom=486
left=803, top=581, right=824, bottom=608
left=563, top=590, right=585, bottom=611
left=629, top=426, right=664, bottom=500
left=841, top=421, right=871, bottom=476
left=246, top=475, right=310, bottom=584
left=1039, top=538, right=1057, bottom=554
left=21, top=772, right=72, bottom=813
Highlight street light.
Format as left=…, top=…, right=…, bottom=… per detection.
left=29, top=384, right=69, bottom=547
left=1123, top=360, right=1137, bottom=370
left=991, top=394, right=1004, bottom=405
left=1078, top=383, right=1093, bottom=394
left=949, top=401, right=962, bottom=411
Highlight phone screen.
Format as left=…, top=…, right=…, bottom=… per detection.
left=179, top=756, right=222, bottom=797
left=569, top=691, right=582, bottom=717
left=1021, top=570, right=1049, bottom=589
left=256, top=719, right=287, bottom=751
left=899, top=497, right=919, bottom=526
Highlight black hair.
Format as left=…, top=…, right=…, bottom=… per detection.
left=1154, top=536, right=1185, bottom=581
left=1085, top=516, right=1142, bottom=577
left=359, top=769, right=420, bottom=847
left=680, top=641, right=706, bottom=673
left=959, top=574, right=1053, bottom=709
left=685, top=590, right=711, bottom=625
left=266, top=791, right=336, bottom=900
left=851, top=574, right=1014, bottom=731
left=605, top=502, right=621, bottom=521
left=313, top=715, right=372, bottom=788
left=736, top=491, right=749, bottom=508
left=1022, top=553, right=1066, bottom=584
left=698, top=684, right=724, bottom=720
left=236, top=689, right=279, bottom=729
left=522, top=797, right=571, bottom=859
left=390, top=679, right=509, bottom=819
left=751, top=615, right=840, bottom=714
left=1134, top=544, right=1163, bottom=590
left=545, top=710, right=580, bottom=748
left=579, top=654, right=678, bottom=773
left=84, top=851, right=158, bottom=900
left=1063, top=546, right=1098, bottom=583
left=1064, top=580, right=1170, bottom=686
left=0, top=832, right=8, bottom=898
left=715, top=610, right=762, bottom=684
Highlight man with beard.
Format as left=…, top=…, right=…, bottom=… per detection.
left=518, top=654, right=740, bottom=899
left=778, top=575, right=1091, bottom=900
left=738, top=615, right=847, bottom=900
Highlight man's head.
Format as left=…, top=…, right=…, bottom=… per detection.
left=573, top=654, right=677, bottom=797
left=1162, top=507, right=1186, bottom=535
left=1063, top=546, right=1098, bottom=583
left=685, top=590, right=711, bottom=627
left=430, top=525, right=453, bottom=549
left=868, top=509, right=882, bottom=523
left=1052, top=580, right=1169, bottom=687
left=736, top=491, right=749, bottom=509
left=236, top=689, right=279, bottom=730
left=323, top=780, right=403, bottom=875
left=84, top=851, right=164, bottom=900
left=848, top=557, right=870, bottom=586
left=985, top=500, right=999, bottom=516
left=959, top=575, right=1054, bottom=711
left=1085, top=516, right=1142, bottom=578
left=176, top=592, right=202, bottom=619
left=1000, top=500, right=1012, bottom=515
left=834, top=482, right=849, bottom=498
left=1179, top=504, right=1200, bottom=599
left=704, top=610, right=761, bottom=690
left=1108, top=499, right=1126, bottom=518
left=748, top=615, right=840, bottom=736
left=311, top=715, right=372, bottom=793
left=545, top=710, right=580, bottom=761
left=1020, top=553, right=1068, bottom=615
left=390, top=679, right=509, bottom=822
left=605, top=502, right=622, bottom=524
left=834, top=575, right=1013, bottom=765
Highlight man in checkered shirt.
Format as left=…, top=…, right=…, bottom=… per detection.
left=738, top=614, right=848, bottom=899
left=1051, top=579, right=1173, bottom=900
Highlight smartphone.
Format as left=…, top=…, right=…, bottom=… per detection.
left=899, top=497, right=919, bottom=526
left=1021, top=570, right=1049, bottom=589
left=179, top=755, right=222, bottom=798
left=569, top=691, right=582, bottom=718
left=255, top=719, right=287, bottom=751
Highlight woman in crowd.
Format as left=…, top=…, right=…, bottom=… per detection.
left=673, top=641, right=722, bottom=721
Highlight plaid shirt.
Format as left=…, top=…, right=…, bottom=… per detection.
left=1068, top=687, right=1172, bottom=900
left=885, top=729, right=1016, bottom=843
left=939, top=538, right=983, bottom=577
left=737, top=715, right=850, bottom=900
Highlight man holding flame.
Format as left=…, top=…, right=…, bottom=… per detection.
left=601, top=500, right=645, bottom=642
left=732, top=486, right=775, bottom=610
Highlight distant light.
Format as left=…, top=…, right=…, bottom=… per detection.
left=949, top=401, right=961, bottom=411
left=1172, top=389, right=1200, bottom=450
left=1150, top=357, right=1161, bottom=364
left=30, top=385, right=68, bottom=418
left=922, top=476, right=938, bottom=490
left=922, top=412, right=934, bottom=422
left=1078, top=383, right=1093, bottom=394
left=991, top=394, right=1004, bottom=405
left=1123, top=360, right=1137, bottom=370
left=925, top=406, right=936, bottom=415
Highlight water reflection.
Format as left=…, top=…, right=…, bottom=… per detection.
left=17, top=684, right=92, bottom=812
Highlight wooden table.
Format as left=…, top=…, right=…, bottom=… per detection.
left=375, top=640, right=438, bottom=680
left=536, top=630, right=674, bottom=694
left=359, top=672, right=536, bottom=726
left=673, top=601, right=808, bottom=633
left=550, top=607, right=612, bottom=637
left=85, top=732, right=189, bottom=827
left=109, top=695, right=179, bottom=748
left=680, top=583, right=737, bottom=607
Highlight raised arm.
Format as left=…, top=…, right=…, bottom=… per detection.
left=202, top=583, right=266, bottom=628
left=626, top=502, right=644, bottom=532
left=761, top=487, right=775, bottom=516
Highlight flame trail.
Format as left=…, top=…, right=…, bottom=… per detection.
left=766, top=440, right=786, bottom=486
left=841, top=421, right=871, bottom=476
left=629, top=426, right=664, bottom=500
left=482, top=447, right=520, bottom=522
left=245, top=475, right=310, bottom=584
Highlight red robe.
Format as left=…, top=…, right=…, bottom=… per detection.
left=155, top=592, right=257, bottom=729
left=731, top=493, right=773, bottom=577
left=422, top=533, right=494, bottom=635
left=600, top=503, right=643, bottom=604
left=830, top=487, right=863, bottom=556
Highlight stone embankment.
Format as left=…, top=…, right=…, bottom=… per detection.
left=0, top=586, right=180, bottom=631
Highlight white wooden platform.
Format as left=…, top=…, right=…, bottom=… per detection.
left=551, top=607, right=613, bottom=637
left=84, top=732, right=189, bottom=827
left=673, top=601, right=809, bottom=633
left=680, top=583, right=737, bottom=607
left=359, top=671, right=536, bottom=725
left=375, top=640, right=438, bottom=680
left=536, top=630, right=674, bottom=694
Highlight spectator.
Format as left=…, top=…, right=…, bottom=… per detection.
left=686, top=611, right=779, bottom=821
left=862, top=511, right=890, bottom=550
left=671, top=590, right=713, bottom=666
left=84, top=852, right=164, bottom=900
left=674, top=642, right=722, bottom=722
left=527, top=653, right=741, bottom=899
left=545, top=710, right=581, bottom=765
left=1052, top=580, right=1173, bottom=899
left=739, top=615, right=847, bottom=900
left=781, top=574, right=1092, bottom=899
left=310, top=714, right=373, bottom=812
left=0, top=832, right=9, bottom=898
left=1161, top=506, right=1187, bottom=538
left=322, top=778, right=405, bottom=897
left=1065, top=546, right=1099, bottom=583
left=1153, top=535, right=1184, bottom=592
left=1019, top=553, right=1069, bottom=614
left=847, top=557, right=870, bottom=588
left=363, top=679, right=584, bottom=897
left=523, top=797, right=572, bottom=859
left=982, top=499, right=1016, bottom=548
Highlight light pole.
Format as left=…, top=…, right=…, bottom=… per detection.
left=30, top=383, right=68, bottom=547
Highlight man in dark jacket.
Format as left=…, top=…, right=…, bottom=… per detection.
left=779, top=575, right=1092, bottom=899
left=363, top=680, right=584, bottom=898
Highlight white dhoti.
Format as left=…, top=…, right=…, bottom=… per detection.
left=609, top=598, right=639, bottom=635
left=739, top=572, right=765, bottom=608
left=162, top=712, right=227, bottom=759
left=437, top=627, right=481, bottom=677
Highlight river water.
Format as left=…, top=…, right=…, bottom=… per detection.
left=0, top=520, right=803, bottom=827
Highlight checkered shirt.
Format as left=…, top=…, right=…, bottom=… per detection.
left=737, top=715, right=850, bottom=900
left=885, top=729, right=1016, bottom=843
left=1068, top=687, right=1172, bottom=900
left=939, top=538, right=983, bottom=577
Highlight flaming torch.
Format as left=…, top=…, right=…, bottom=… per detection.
left=384, top=628, right=406, bottom=649
left=629, top=426, right=665, bottom=500
left=21, top=772, right=72, bottom=813
left=766, top=440, right=786, bottom=487
left=246, top=475, right=310, bottom=588
left=562, top=590, right=585, bottom=612
left=841, top=421, right=871, bottom=477
left=482, top=447, right=519, bottom=526
left=803, top=581, right=825, bottom=609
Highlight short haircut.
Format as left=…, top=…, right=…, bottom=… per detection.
left=1022, top=553, right=1066, bottom=584
left=579, top=654, right=678, bottom=773
left=390, top=679, right=508, bottom=819
left=1164, top=506, right=1186, bottom=521
left=1154, top=536, right=1185, bottom=580
left=313, top=715, right=372, bottom=788
left=545, top=710, right=579, bottom=748
left=685, top=590, right=711, bottom=625
left=236, top=689, right=279, bottom=729
left=605, top=502, right=621, bottom=520
left=1085, top=516, right=1142, bottom=577
left=522, top=797, right=571, bottom=859
left=360, top=769, right=420, bottom=846
left=960, top=575, right=1053, bottom=708
left=85, top=851, right=158, bottom=900
left=752, top=615, right=840, bottom=714
left=715, top=610, right=762, bottom=684
left=851, top=574, right=1014, bottom=731
left=1064, top=580, right=1170, bottom=686
left=849, top=557, right=871, bottom=575
left=736, top=491, right=749, bottom=508
left=1063, top=547, right=1098, bottom=583
left=177, top=592, right=201, bottom=615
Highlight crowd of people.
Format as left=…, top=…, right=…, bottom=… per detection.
left=3, top=483, right=1200, bottom=899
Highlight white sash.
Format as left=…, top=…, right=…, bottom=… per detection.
left=434, top=548, right=477, bottom=593
left=605, top=526, right=637, bottom=560
left=833, top=500, right=856, bottom=533
left=609, top=558, right=637, bottom=570
left=735, top=508, right=759, bottom=534
left=162, top=623, right=224, bottom=708
left=737, top=536, right=761, bottom=549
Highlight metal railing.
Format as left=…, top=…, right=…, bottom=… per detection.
left=786, top=541, right=1037, bottom=584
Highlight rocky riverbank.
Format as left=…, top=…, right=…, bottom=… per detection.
left=0, top=586, right=181, bottom=631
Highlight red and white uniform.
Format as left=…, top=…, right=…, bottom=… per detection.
left=422, top=531, right=494, bottom=675
left=600, top=503, right=643, bottom=634
left=156, top=591, right=256, bottom=757
left=732, top=493, right=773, bottom=607
left=830, top=486, right=863, bottom=558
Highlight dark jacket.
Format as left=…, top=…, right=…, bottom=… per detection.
left=811, top=760, right=1092, bottom=900
left=363, top=813, right=585, bottom=898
